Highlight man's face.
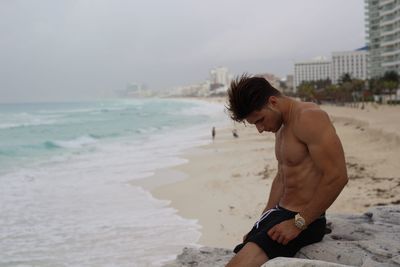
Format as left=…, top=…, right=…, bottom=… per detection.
left=246, top=104, right=283, bottom=134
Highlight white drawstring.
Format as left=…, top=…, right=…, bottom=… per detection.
left=255, top=205, right=280, bottom=229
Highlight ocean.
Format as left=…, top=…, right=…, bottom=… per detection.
left=0, top=98, right=228, bottom=267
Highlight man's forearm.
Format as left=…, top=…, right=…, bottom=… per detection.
left=300, top=174, right=348, bottom=224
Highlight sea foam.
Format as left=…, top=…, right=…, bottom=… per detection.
left=0, top=98, right=228, bottom=266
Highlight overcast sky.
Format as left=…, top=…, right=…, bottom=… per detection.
left=0, top=0, right=365, bottom=103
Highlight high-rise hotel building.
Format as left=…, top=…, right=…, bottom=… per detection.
left=294, top=49, right=368, bottom=91
left=365, top=0, right=400, bottom=77
left=294, top=58, right=331, bottom=90
left=331, top=48, right=368, bottom=84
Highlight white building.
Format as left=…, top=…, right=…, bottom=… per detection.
left=365, top=0, right=400, bottom=77
left=294, top=58, right=332, bottom=90
left=284, top=75, right=294, bottom=93
left=170, top=80, right=211, bottom=97
left=331, top=48, right=368, bottom=84
left=294, top=49, right=369, bottom=91
left=210, top=67, right=232, bottom=88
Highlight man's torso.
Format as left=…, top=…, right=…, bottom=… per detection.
left=275, top=102, right=324, bottom=213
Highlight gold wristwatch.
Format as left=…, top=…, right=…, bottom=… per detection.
left=294, top=213, right=307, bottom=230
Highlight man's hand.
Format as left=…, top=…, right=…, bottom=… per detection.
left=267, top=219, right=302, bottom=245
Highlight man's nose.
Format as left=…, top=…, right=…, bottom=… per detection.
left=256, top=124, right=264, bottom=133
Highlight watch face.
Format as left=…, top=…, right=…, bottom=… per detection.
left=295, top=214, right=306, bottom=229
left=295, top=220, right=303, bottom=228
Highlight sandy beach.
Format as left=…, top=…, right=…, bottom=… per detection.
left=150, top=100, right=400, bottom=249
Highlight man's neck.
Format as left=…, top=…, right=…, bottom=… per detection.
left=281, top=97, right=294, bottom=124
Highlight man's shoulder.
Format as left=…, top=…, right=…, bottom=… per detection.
left=293, top=103, right=333, bottom=142
left=295, top=102, right=328, bottom=124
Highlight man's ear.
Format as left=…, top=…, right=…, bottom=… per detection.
left=268, top=96, right=278, bottom=107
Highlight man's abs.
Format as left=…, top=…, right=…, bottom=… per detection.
left=278, top=159, right=322, bottom=212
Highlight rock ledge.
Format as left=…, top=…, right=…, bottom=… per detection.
left=163, top=205, right=400, bottom=267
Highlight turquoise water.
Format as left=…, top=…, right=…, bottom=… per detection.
left=0, top=98, right=220, bottom=174
left=0, top=98, right=228, bottom=266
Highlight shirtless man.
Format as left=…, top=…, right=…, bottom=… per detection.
left=225, top=75, right=348, bottom=267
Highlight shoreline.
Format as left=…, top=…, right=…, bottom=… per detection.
left=151, top=123, right=273, bottom=248
left=149, top=100, right=400, bottom=249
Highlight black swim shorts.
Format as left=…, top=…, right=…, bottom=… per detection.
left=233, top=205, right=326, bottom=259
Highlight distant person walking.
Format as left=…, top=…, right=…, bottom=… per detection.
left=232, top=129, right=239, bottom=138
left=212, top=126, right=216, bottom=141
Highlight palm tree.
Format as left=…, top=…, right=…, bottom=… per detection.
left=383, top=70, right=400, bottom=83
left=337, top=73, right=354, bottom=104
left=382, top=71, right=399, bottom=103
left=349, top=79, right=365, bottom=108
left=297, top=82, right=315, bottom=102
left=339, top=73, right=352, bottom=85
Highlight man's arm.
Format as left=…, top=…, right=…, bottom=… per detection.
left=267, top=108, right=348, bottom=245
left=242, top=165, right=284, bottom=242
left=295, top=108, right=348, bottom=225
left=261, top=164, right=284, bottom=214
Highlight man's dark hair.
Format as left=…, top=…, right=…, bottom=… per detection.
left=226, top=74, right=282, bottom=122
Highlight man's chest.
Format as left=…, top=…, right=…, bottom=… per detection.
left=275, top=127, right=309, bottom=166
